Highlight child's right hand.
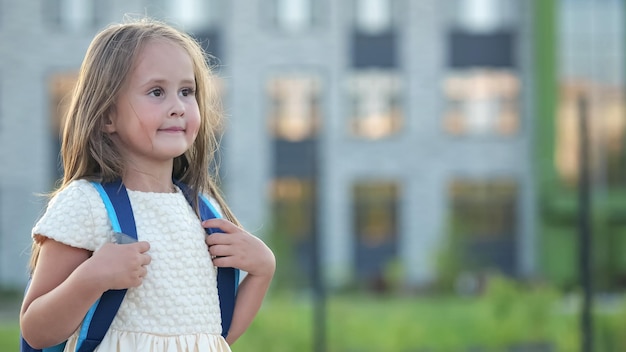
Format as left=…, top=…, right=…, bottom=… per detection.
left=86, top=241, right=151, bottom=291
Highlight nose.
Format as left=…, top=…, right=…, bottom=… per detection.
left=169, top=97, right=185, bottom=118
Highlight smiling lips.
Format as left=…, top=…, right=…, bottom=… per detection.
left=159, top=126, right=185, bottom=132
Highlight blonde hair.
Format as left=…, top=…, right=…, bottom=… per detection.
left=30, top=17, right=238, bottom=269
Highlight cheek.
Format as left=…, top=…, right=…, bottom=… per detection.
left=134, top=112, right=157, bottom=138
left=123, top=103, right=153, bottom=131
left=188, top=108, right=202, bottom=135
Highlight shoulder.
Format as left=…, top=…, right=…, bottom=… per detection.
left=40, top=180, right=102, bottom=217
left=33, top=179, right=112, bottom=250
left=51, top=179, right=101, bottom=203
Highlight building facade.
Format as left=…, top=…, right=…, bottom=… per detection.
left=0, top=0, right=538, bottom=289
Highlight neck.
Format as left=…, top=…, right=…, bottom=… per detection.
left=124, top=178, right=176, bottom=193
left=122, top=162, right=175, bottom=193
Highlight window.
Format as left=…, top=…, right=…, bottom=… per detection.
left=271, top=178, right=315, bottom=240
left=267, top=73, right=321, bottom=141
left=443, top=69, right=519, bottom=136
left=353, top=181, right=399, bottom=246
left=271, top=177, right=316, bottom=285
left=147, top=0, right=219, bottom=32
left=354, top=0, right=392, bottom=35
left=452, top=0, right=516, bottom=33
left=49, top=72, right=78, bottom=177
left=449, top=179, right=517, bottom=239
left=447, top=0, right=517, bottom=68
left=351, top=0, right=397, bottom=68
left=353, top=181, right=399, bottom=281
left=44, top=0, right=100, bottom=30
left=448, top=178, right=518, bottom=273
left=272, top=0, right=320, bottom=32
left=49, top=72, right=78, bottom=134
left=348, top=70, right=403, bottom=139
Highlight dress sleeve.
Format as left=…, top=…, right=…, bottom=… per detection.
left=32, top=179, right=114, bottom=251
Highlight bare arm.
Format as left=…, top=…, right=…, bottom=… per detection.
left=225, top=271, right=273, bottom=344
left=203, top=219, right=276, bottom=345
left=20, top=239, right=151, bottom=349
left=21, top=239, right=97, bottom=348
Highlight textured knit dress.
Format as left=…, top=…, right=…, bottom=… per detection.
left=32, top=179, right=231, bottom=352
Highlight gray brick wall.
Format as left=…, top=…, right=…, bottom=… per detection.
left=0, top=0, right=537, bottom=289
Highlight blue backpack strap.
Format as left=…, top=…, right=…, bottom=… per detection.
left=20, top=180, right=135, bottom=352
left=74, top=180, right=137, bottom=352
left=174, top=180, right=239, bottom=338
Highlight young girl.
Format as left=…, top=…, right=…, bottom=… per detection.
left=20, top=18, right=275, bottom=352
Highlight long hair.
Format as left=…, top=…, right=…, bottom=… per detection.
left=30, top=17, right=238, bottom=269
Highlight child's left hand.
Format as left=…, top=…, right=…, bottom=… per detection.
left=203, top=219, right=275, bottom=278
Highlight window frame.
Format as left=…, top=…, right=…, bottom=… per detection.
left=347, top=69, right=404, bottom=140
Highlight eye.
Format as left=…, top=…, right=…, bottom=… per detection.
left=180, top=88, right=195, bottom=97
left=149, top=88, right=163, bottom=97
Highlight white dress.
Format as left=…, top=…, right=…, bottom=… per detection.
left=32, top=179, right=231, bottom=352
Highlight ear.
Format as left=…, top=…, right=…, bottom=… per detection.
left=102, top=113, right=116, bottom=134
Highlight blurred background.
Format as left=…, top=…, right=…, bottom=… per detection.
left=1, top=0, right=625, bottom=351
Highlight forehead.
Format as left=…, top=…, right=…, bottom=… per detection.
left=130, top=39, right=195, bottom=79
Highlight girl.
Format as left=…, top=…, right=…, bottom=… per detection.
left=20, top=18, right=275, bottom=352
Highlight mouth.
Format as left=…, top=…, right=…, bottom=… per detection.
left=159, top=127, right=185, bottom=132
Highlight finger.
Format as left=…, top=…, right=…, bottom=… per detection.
left=202, top=218, right=240, bottom=233
left=208, top=244, right=231, bottom=257
left=130, top=276, right=144, bottom=288
left=205, top=233, right=234, bottom=246
left=212, top=256, right=236, bottom=268
left=133, top=241, right=151, bottom=253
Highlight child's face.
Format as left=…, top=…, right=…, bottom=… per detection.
left=106, top=39, right=201, bottom=167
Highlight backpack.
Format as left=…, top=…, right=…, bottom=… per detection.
left=21, top=179, right=239, bottom=352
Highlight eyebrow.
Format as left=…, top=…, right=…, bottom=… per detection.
left=140, top=78, right=196, bottom=87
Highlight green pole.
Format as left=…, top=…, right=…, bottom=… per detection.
left=534, top=0, right=595, bottom=350
left=578, top=94, right=593, bottom=352
left=533, top=0, right=558, bottom=287
left=533, top=0, right=557, bottom=197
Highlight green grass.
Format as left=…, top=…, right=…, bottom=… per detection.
left=233, top=295, right=533, bottom=351
left=0, top=323, right=18, bottom=351
left=5, top=290, right=626, bottom=351
left=232, top=287, right=626, bottom=352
